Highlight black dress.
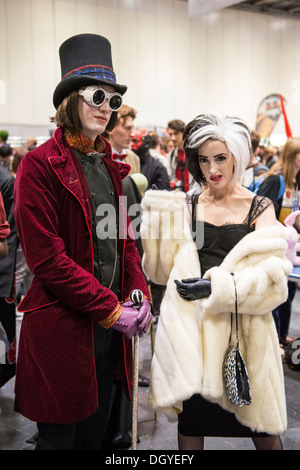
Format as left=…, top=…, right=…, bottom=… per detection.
left=178, top=195, right=273, bottom=438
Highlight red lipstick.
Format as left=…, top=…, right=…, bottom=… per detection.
left=210, top=175, right=222, bottom=182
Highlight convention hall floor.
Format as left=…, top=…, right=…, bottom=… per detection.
left=1, top=290, right=300, bottom=452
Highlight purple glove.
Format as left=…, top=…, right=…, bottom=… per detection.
left=135, top=298, right=152, bottom=337
left=112, top=299, right=152, bottom=339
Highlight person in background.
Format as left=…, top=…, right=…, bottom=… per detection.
left=0, top=144, right=13, bottom=171
left=254, top=138, right=300, bottom=354
left=149, top=132, right=169, bottom=171
left=25, top=137, right=37, bottom=152
left=0, top=190, right=10, bottom=370
left=0, top=130, right=9, bottom=146
left=131, top=128, right=170, bottom=191
left=159, top=141, right=168, bottom=157
left=256, top=139, right=300, bottom=223
left=249, top=131, right=269, bottom=178
left=103, top=104, right=140, bottom=174
left=10, top=147, right=33, bottom=309
left=256, top=138, right=277, bottom=169
left=0, top=191, right=10, bottom=260
left=166, top=119, right=191, bottom=192
left=166, top=138, right=175, bottom=153
left=10, top=147, right=27, bottom=178
left=0, top=164, right=17, bottom=388
left=14, top=33, right=152, bottom=450
left=241, top=131, right=268, bottom=188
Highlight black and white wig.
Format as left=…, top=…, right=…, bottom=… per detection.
left=183, top=112, right=251, bottom=186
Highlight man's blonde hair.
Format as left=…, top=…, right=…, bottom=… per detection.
left=117, top=105, right=137, bottom=125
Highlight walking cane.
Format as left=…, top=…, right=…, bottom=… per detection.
left=130, top=289, right=144, bottom=450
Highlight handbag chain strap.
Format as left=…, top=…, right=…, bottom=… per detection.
left=229, top=273, right=239, bottom=348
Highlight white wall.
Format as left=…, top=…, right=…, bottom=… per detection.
left=0, top=0, right=299, bottom=137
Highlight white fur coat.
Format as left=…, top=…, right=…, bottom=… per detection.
left=141, top=190, right=292, bottom=435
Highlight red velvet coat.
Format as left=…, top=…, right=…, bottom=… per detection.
left=14, top=127, right=149, bottom=424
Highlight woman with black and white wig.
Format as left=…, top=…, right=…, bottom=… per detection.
left=141, top=112, right=292, bottom=450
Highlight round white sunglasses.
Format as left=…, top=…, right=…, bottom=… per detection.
left=78, top=86, right=122, bottom=111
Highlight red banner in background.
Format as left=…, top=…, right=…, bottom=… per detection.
left=279, top=94, right=292, bottom=138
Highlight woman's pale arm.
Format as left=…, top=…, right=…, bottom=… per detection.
left=255, top=203, right=277, bottom=229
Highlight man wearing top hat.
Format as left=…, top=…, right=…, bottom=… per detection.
left=13, top=33, right=152, bottom=450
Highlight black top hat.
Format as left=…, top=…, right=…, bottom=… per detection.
left=53, top=33, right=127, bottom=109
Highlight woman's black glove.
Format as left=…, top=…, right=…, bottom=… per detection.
left=174, top=277, right=211, bottom=301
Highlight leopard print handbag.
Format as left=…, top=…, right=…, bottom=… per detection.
left=222, top=274, right=251, bottom=407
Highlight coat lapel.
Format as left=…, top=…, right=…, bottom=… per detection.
left=49, top=128, right=92, bottom=228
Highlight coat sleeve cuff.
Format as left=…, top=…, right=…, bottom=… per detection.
left=98, top=303, right=123, bottom=329
left=0, top=221, right=10, bottom=240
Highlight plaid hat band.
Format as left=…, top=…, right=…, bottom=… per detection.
left=62, top=65, right=116, bottom=84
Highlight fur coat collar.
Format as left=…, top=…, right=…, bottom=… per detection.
left=141, top=190, right=292, bottom=435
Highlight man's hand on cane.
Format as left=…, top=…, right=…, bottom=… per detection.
left=112, top=296, right=152, bottom=339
